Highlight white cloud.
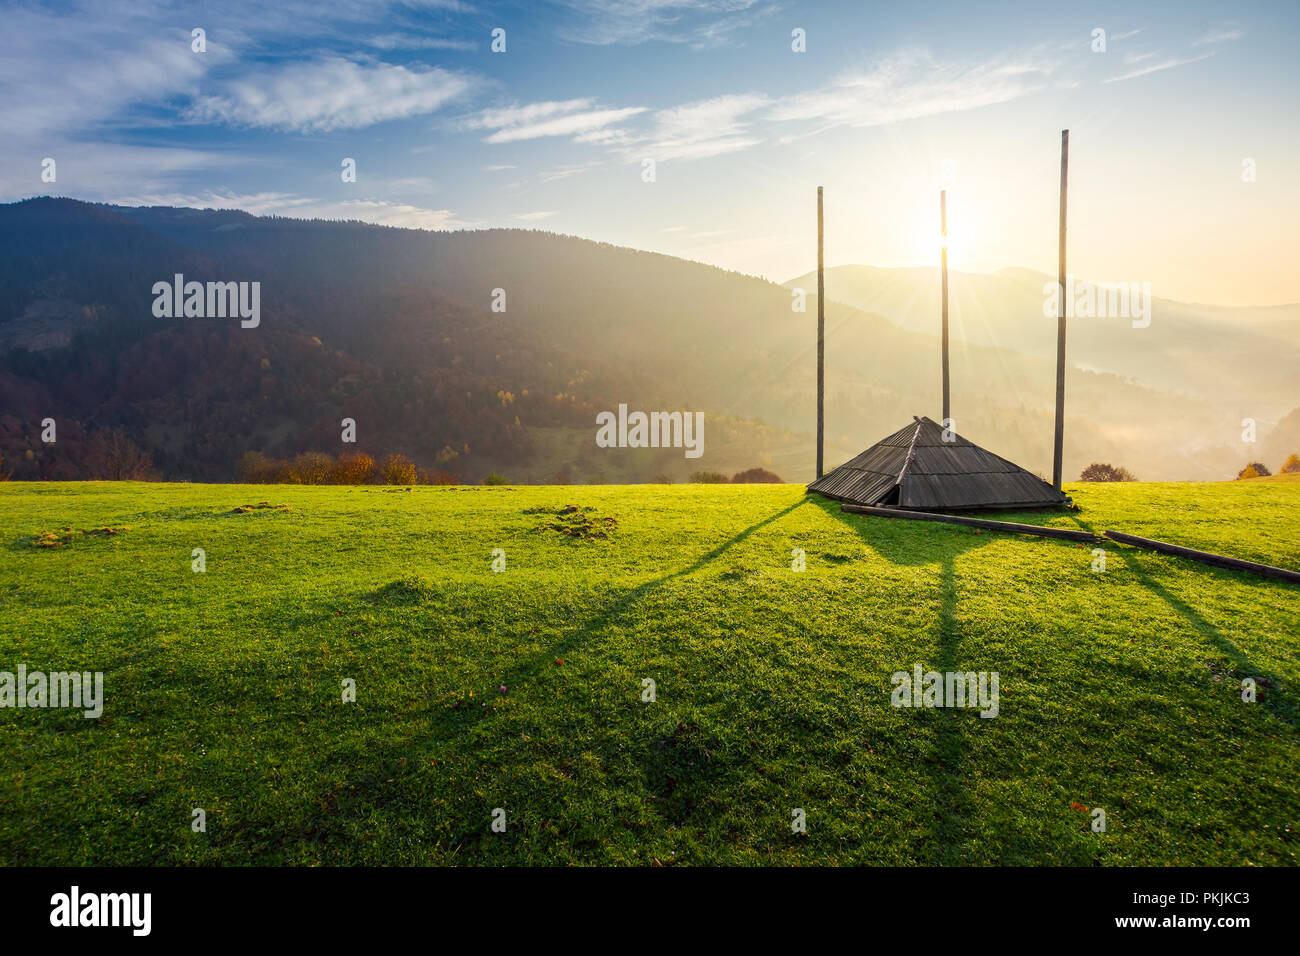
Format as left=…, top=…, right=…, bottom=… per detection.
left=469, top=99, right=647, bottom=143
left=0, top=10, right=220, bottom=138
left=637, top=93, right=768, bottom=161
left=108, top=191, right=472, bottom=230
left=1123, top=51, right=1157, bottom=65
left=768, top=50, right=1059, bottom=134
left=331, top=199, right=469, bottom=229
left=1193, top=26, right=1246, bottom=47
left=574, top=126, right=642, bottom=146
left=475, top=100, right=594, bottom=128
left=556, top=0, right=769, bottom=47
left=539, top=162, right=602, bottom=182
left=186, top=58, right=473, bottom=132
left=113, top=191, right=316, bottom=216
left=514, top=211, right=557, bottom=221
left=364, top=33, right=477, bottom=51
left=386, top=176, right=439, bottom=192
left=0, top=143, right=227, bottom=205
left=1103, top=52, right=1215, bottom=84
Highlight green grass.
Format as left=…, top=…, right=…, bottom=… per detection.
left=1, top=478, right=1297, bottom=866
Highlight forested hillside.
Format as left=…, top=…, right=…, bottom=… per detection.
left=0, top=198, right=1282, bottom=482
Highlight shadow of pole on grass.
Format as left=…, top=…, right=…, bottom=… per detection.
left=224, top=496, right=818, bottom=859
left=523, top=497, right=809, bottom=663
left=1063, top=513, right=1297, bottom=729
left=1113, top=546, right=1297, bottom=729
left=924, top=550, right=977, bottom=862
left=817, top=498, right=987, bottom=860
left=419, top=496, right=815, bottom=743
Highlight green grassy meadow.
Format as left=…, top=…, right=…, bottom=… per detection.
left=2, top=478, right=1298, bottom=866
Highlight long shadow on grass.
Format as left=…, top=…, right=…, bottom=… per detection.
left=510, top=497, right=812, bottom=683
left=814, top=496, right=998, bottom=862
left=284, top=497, right=819, bottom=857
left=1063, top=514, right=1298, bottom=730
left=377, top=498, right=815, bottom=746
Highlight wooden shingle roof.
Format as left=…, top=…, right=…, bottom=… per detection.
left=808, top=416, right=1069, bottom=511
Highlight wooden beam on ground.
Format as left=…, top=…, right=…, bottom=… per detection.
left=834, top=504, right=1300, bottom=584
left=1103, top=530, right=1300, bottom=584
left=840, top=503, right=1099, bottom=543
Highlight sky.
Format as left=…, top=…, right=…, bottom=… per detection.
left=2, top=0, right=1297, bottom=306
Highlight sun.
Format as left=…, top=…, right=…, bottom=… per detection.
left=912, top=219, right=967, bottom=265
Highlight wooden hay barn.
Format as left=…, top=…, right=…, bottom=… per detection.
left=807, top=416, right=1070, bottom=511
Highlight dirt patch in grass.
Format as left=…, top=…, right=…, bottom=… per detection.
left=31, top=526, right=130, bottom=548
left=229, top=501, right=293, bottom=514
left=525, top=504, right=618, bottom=539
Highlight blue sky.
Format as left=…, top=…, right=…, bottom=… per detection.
left=2, top=0, right=1297, bottom=304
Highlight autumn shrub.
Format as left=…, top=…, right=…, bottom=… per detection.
left=84, top=428, right=156, bottom=480
left=731, top=467, right=783, bottom=483
left=293, top=452, right=334, bottom=485
left=1078, top=462, right=1136, bottom=482
left=381, top=454, right=418, bottom=485
left=331, top=452, right=376, bottom=484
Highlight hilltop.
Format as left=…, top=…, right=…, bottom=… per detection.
left=1, top=478, right=1297, bottom=864
left=0, top=198, right=1290, bottom=483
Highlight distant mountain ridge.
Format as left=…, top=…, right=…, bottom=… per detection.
left=0, top=197, right=1289, bottom=482
left=784, top=263, right=1298, bottom=422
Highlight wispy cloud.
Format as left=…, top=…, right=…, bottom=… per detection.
left=0, top=143, right=227, bottom=204
left=113, top=191, right=318, bottom=216
left=636, top=93, right=769, bottom=160
left=1103, top=52, right=1215, bottom=84
left=539, top=161, right=602, bottom=182
left=0, top=11, right=219, bottom=138
left=1193, top=26, right=1246, bottom=47
left=1123, top=50, right=1157, bottom=65
left=363, top=33, right=477, bottom=52
left=514, top=211, right=557, bottom=221
left=469, top=99, right=647, bottom=143
left=512, top=49, right=1062, bottom=166
left=186, top=58, right=473, bottom=132
left=556, top=0, right=770, bottom=47
left=334, top=198, right=469, bottom=229
left=110, top=190, right=471, bottom=229
left=768, top=50, right=1059, bottom=135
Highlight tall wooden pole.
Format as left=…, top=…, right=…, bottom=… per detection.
left=816, top=186, right=825, bottom=480
left=1052, top=130, right=1069, bottom=491
left=940, top=190, right=950, bottom=427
